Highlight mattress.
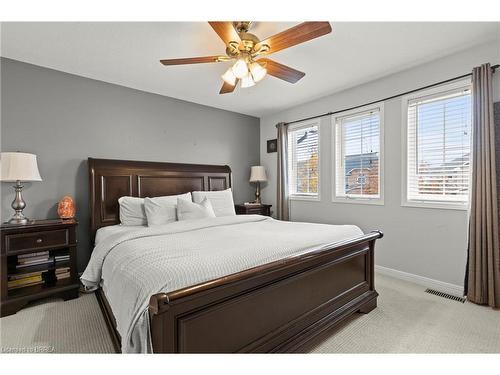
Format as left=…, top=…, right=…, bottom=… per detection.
left=81, top=215, right=363, bottom=353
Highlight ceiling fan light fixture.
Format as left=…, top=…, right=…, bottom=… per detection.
left=249, top=62, right=267, bottom=82
left=232, top=58, right=249, bottom=79
left=221, top=67, right=237, bottom=86
left=161, top=22, right=331, bottom=94
left=240, top=74, right=255, bottom=88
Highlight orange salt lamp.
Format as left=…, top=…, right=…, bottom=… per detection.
left=57, top=195, right=76, bottom=219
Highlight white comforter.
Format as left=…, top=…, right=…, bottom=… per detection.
left=81, top=215, right=363, bottom=353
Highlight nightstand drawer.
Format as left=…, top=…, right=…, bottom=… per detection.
left=235, top=204, right=272, bottom=216
left=5, top=229, right=69, bottom=254
left=246, top=207, right=265, bottom=214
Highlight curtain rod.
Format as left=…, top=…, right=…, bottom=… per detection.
left=280, top=64, right=499, bottom=127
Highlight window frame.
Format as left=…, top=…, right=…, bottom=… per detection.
left=287, top=120, right=321, bottom=202
left=401, top=78, right=472, bottom=210
left=331, top=103, right=385, bottom=205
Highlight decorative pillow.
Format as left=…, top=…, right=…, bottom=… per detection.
left=144, top=192, right=192, bottom=226
left=191, top=188, right=236, bottom=217
left=118, top=196, right=147, bottom=226
left=177, top=197, right=216, bottom=221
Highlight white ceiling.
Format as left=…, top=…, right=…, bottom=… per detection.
left=1, top=22, right=499, bottom=117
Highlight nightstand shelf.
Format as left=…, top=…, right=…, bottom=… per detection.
left=235, top=204, right=272, bottom=216
left=8, top=260, right=71, bottom=276
left=8, top=277, right=75, bottom=299
left=1, top=219, right=79, bottom=317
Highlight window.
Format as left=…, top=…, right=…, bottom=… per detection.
left=333, top=104, right=384, bottom=204
left=403, top=80, right=472, bottom=209
left=288, top=121, right=320, bottom=200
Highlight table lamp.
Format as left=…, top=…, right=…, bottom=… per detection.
left=0, top=152, right=42, bottom=224
left=249, top=166, right=267, bottom=204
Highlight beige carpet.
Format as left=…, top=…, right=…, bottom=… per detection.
left=0, top=293, right=115, bottom=353
left=310, top=274, right=500, bottom=353
left=1, top=273, right=499, bottom=353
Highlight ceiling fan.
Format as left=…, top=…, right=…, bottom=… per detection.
left=159, top=22, right=332, bottom=94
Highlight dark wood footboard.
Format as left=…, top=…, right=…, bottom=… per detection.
left=148, top=230, right=382, bottom=353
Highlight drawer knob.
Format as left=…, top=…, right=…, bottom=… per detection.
left=36, top=238, right=43, bottom=243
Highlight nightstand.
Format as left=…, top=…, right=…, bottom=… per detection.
left=1, top=219, right=79, bottom=317
left=235, top=204, right=272, bottom=216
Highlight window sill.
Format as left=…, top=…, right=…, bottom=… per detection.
left=289, top=195, right=321, bottom=202
left=332, top=197, right=384, bottom=206
left=401, top=200, right=468, bottom=211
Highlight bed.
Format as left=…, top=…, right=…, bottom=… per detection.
left=85, top=157, right=383, bottom=353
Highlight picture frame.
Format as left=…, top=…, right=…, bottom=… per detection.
left=267, top=139, right=278, bottom=153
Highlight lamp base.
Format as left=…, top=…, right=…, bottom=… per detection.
left=8, top=181, right=29, bottom=225
left=254, top=182, right=262, bottom=204
left=8, top=216, right=29, bottom=225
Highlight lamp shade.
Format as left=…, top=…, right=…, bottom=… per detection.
left=249, top=62, right=267, bottom=82
left=0, top=152, right=42, bottom=182
left=240, top=73, right=255, bottom=88
left=232, top=58, right=248, bottom=79
left=221, top=67, right=237, bottom=86
left=249, top=166, right=267, bottom=182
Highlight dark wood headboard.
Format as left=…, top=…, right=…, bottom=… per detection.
left=88, top=158, right=232, bottom=242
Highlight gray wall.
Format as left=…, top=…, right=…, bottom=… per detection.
left=1, top=58, right=260, bottom=271
left=260, top=40, right=500, bottom=287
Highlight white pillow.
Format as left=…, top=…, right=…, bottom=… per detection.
left=118, top=196, right=147, bottom=226
left=144, top=192, right=192, bottom=226
left=177, top=197, right=216, bottom=221
left=191, top=188, right=236, bottom=217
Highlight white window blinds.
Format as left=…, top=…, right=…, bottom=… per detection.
left=288, top=123, right=319, bottom=197
left=406, top=84, right=472, bottom=205
left=334, top=108, right=382, bottom=200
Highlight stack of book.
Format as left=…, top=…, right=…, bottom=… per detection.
left=7, top=271, right=43, bottom=289
left=55, top=254, right=70, bottom=263
left=243, top=202, right=262, bottom=206
left=56, top=267, right=71, bottom=280
left=16, top=251, right=53, bottom=269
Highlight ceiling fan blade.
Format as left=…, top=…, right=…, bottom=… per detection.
left=219, top=80, right=238, bottom=94
left=160, top=56, right=224, bottom=66
left=208, top=22, right=241, bottom=45
left=258, top=58, right=305, bottom=84
left=255, top=22, right=332, bottom=55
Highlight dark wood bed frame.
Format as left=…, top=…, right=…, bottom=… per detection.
left=88, top=157, right=383, bottom=353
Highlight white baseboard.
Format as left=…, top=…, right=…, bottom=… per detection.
left=375, top=265, right=464, bottom=297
